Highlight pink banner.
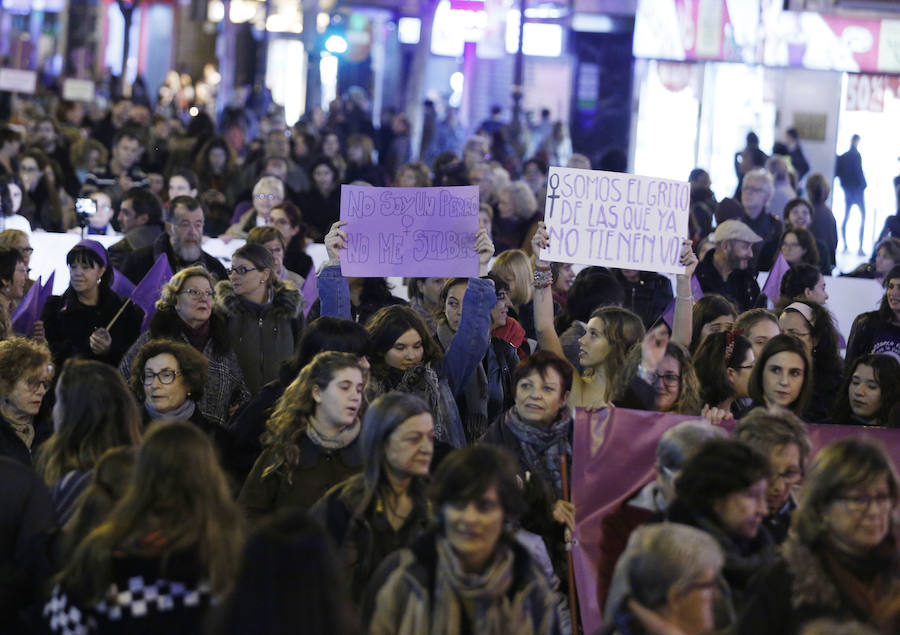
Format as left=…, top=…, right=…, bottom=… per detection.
left=571, top=406, right=900, bottom=633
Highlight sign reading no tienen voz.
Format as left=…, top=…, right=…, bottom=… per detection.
left=540, top=167, right=690, bottom=275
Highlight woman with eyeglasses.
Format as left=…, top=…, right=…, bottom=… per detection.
left=738, top=438, right=900, bottom=634
left=0, top=337, right=54, bottom=466
left=0, top=245, right=26, bottom=318
left=226, top=175, right=285, bottom=240
left=42, top=240, right=142, bottom=368
left=247, top=225, right=304, bottom=289
left=119, top=266, right=249, bottom=427
left=0, top=228, right=35, bottom=298
left=216, top=243, right=304, bottom=396
left=778, top=299, right=843, bottom=422
left=693, top=331, right=755, bottom=418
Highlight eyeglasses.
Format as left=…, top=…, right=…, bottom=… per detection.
left=653, top=373, right=681, bottom=388
left=24, top=378, right=51, bottom=392
left=142, top=369, right=181, bottom=386
left=835, top=493, right=893, bottom=515
left=254, top=193, right=279, bottom=201
left=228, top=266, right=262, bottom=276
left=180, top=288, right=215, bottom=299
left=772, top=468, right=803, bottom=486
left=18, top=247, right=33, bottom=255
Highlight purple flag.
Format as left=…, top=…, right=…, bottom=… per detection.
left=300, top=268, right=317, bottom=318
left=661, top=275, right=703, bottom=329
left=35, top=272, right=55, bottom=320
left=10, top=276, right=41, bottom=336
left=762, top=252, right=790, bottom=303
left=130, top=254, right=173, bottom=331
left=110, top=267, right=136, bottom=299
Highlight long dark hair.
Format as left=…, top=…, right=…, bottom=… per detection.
left=832, top=354, right=900, bottom=428
left=690, top=295, right=737, bottom=354
left=366, top=305, right=442, bottom=371
left=693, top=331, right=753, bottom=407
left=747, top=334, right=813, bottom=414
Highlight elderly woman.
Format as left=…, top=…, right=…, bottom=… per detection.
left=247, top=225, right=304, bottom=289
left=227, top=175, right=285, bottom=239
left=216, top=243, right=304, bottom=396
left=42, top=240, right=142, bottom=368
left=738, top=438, right=900, bottom=634
left=364, top=444, right=565, bottom=634
left=119, top=266, right=249, bottom=427
left=603, top=523, right=725, bottom=635
left=35, top=359, right=141, bottom=523
left=493, top=181, right=538, bottom=253
left=0, top=246, right=26, bottom=316
left=312, top=391, right=434, bottom=602
left=0, top=337, right=54, bottom=465
left=239, top=352, right=365, bottom=520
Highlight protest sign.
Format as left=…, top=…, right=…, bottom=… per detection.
left=338, top=185, right=480, bottom=277
left=539, top=167, right=690, bottom=275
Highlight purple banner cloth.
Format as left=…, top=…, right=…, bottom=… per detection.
left=111, top=267, right=136, bottom=299
left=661, top=275, right=703, bottom=329
left=10, top=276, right=41, bottom=336
left=571, top=406, right=900, bottom=633
left=130, top=254, right=172, bottom=331
left=300, top=269, right=317, bottom=318
left=762, top=252, right=790, bottom=301
left=338, top=184, right=480, bottom=277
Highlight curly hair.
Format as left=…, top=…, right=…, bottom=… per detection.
left=128, top=338, right=209, bottom=402
left=156, top=266, right=216, bottom=312
left=260, top=351, right=363, bottom=481
left=0, top=337, right=52, bottom=394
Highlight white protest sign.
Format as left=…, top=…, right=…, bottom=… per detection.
left=539, top=167, right=690, bottom=275
left=0, top=68, right=37, bottom=94
left=62, top=78, right=95, bottom=102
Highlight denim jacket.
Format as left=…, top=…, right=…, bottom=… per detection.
left=318, top=266, right=494, bottom=447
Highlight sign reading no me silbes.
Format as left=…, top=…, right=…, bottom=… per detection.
left=540, top=167, right=690, bottom=275
left=339, top=185, right=480, bottom=277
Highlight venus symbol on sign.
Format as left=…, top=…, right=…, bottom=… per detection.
left=546, top=173, right=560, bottom=219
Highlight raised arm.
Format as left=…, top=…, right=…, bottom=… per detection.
left=317, top=221, right=352, bottom=320
left=671, top=239, right=698, bottom=349
left=531, top=222, right=565, bottom=358
left=440, top=229, right=495, bottom=396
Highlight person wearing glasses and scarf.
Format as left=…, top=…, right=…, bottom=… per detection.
left=119, top=266, right=249, bottom=427
left=0, top=337, right=54, bottom=466
left=215, top=243, right=304, bottom=396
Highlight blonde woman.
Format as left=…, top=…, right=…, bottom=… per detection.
left=490, top=248, right=536, bottom=338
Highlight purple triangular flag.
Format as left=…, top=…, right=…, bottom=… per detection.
left=36, top=272, right=55, bottom=320
left=300, top=268, right=317, bottom=318
left=761, top=252, right=790, bottom=304
left=111, top=267, right=136, bottom=299
left=661, top=275, right=704, bottom=330
left=11, top=276, right=41, bottom=336
left=130, top=254, right=173, bottom=331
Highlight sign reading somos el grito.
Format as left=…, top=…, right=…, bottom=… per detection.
left=339, top=184, right=480, bottom=277
left=540, top=167, right=691, bottom=275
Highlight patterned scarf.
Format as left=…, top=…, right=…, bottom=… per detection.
left=368, top=363, right=453, bottom=444
left=6, top=417, right=34, bottom=449
left=432, top=536, right=534, bottom=635
left=502, top=406, right=573, bottom=498
left=306, top=417, right=360, bottom=449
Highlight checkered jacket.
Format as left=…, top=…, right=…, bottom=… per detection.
left=44, top=571, right=213, bottom=634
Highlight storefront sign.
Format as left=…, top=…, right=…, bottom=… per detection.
left=540, top=167, right=690, bottom=275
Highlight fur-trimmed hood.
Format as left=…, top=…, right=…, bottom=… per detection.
left=783, top=536, right=900, bottom=612
left=214, top=279, right=303, bottom=320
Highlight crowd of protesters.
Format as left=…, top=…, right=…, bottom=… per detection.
left=1, top=82, right=900, bottom=635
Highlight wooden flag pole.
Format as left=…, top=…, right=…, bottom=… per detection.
left=561, top=454, right=579, bottom=632
left=105, top=298, right=132, bottom=331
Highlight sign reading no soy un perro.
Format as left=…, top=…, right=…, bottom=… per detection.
left=339, top=185, right=480, bottom=277
left=540, top=167, right=690, bottom=275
